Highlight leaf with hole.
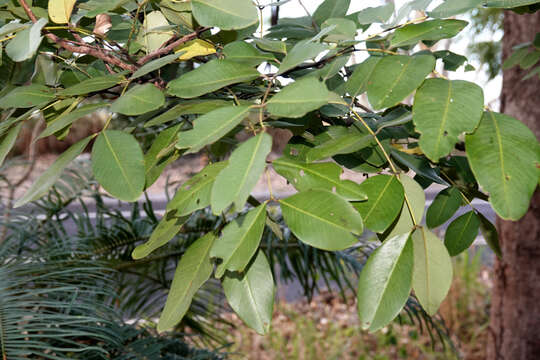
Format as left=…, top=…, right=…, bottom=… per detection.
left=465, top=111, right=540, bottom=220
left=413, top=79, right=484, bottom=161
left=367, top=55, right=435, bottom=110
left=357, top=233, right=413, bottom=332
left=280, top=190, right=363, bottom=251
left=92, top=130, right=145, bottom=202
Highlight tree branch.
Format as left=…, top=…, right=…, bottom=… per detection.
left=137, top=27, right=212, bottom=65
left=17, top=0, right=137, bottom=72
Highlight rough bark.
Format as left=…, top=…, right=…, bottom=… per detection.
left=487, top=10, right=540, bottom=360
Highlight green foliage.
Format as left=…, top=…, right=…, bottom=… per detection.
left=0, top=0, right=538, bottom=341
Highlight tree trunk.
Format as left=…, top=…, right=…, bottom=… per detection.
left=487, top=10, right=540, bottom=360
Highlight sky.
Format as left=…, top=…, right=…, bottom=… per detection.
left=257, top=0, right=503, bottom=107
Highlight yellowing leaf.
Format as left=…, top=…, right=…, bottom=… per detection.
left=49, top=0, right=77, bottom=24
left=391, top=143, right=424, bottom=155
left=175, top=39, right=216, bottom=61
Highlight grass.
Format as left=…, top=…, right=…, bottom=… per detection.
left=221, top=247, right=492, bottom=360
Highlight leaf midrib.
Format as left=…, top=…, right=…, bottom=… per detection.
left=102, top=132, right=137, bottom=198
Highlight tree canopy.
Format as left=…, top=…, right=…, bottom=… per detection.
left=0, top=0, right=539, bottom=336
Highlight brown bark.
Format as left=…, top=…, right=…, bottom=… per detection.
left=487, top=10, right=540, bottom=360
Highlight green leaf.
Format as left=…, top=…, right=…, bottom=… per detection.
left=132, top=212, right=187, bottom=259
left=412, top=228, right=453, bottom=315
left=211, top=133, right=272, bottom=214
left=345, top=57, right=382, bottom=99
left=277, top=40, right=328, bottom=75
left=383, top=176, right=425, bottom=239
left=390, top=19, right=468, bottom=48
left=280, top=189, right=363, bottom=251
left=6, top=18, right=47, bottom=62
left=223, top=41, right=276, bottom=66
left=465, top=111, right=540, bottom=220
left=222, top=251, right=275, bottom=335
left=58, top=74, right=125, bottom=96
left=520, top=51, right=540, bottom=69
left=0, top=84, right=55, bottom=109
left=478, top=212, right=502, bottom=258
left=273, top=157, right=367, bottom=201
left=111, top=84, right=165, bottom=116
left=444, top=211, right=480, bottom=256
left=357, top=2, right=394, bottom=24
left=144, top=124, right=182, bottom=187
left=391, top=150, right=448, bottom=185
left=321, top=18, right=357, bottom=42
left=14, top=136, right=92, bottom=207
left=430, top=0, right=483, bottom=18
left=426, top=187, right=463, bottom=228
left=175, top=106, right=251, bottom=154
left=141, top=11, right=173, bottom=54
left=0, top=123, right=22, bottom=167
left=353, top=175, right=404, bottom=233
left=367, top=55, right=436, bottom=110
left=131, top=52, right=184, bottom=80
left=167, top=59, right=260, bottom=98
left=306, top=133, right=373, bottom=162
left=167, top=161, right=228, bottom=216
left=267, top=77, right=333, bottom=118
left=92, top=130, right=145, bottom=202
left=484, top=0, right=540, bottom=8
left=413, top=79, right=484, bottom=161
left=313, top=0, right=350, bottom=25
left=253, top=38, right=287, bottom=54
left=357, top=233, right=413, bottom=332
left=192, top=0, right=258, bottom=30
left=39, top=103, right=108, bottom=139
left=502, top=47, right=529, bottom=69
left=158, top=232, right=217, bottom=332
left=212, top=203, right=267, bottom=278
left=144, top=100, right=231, bottom=127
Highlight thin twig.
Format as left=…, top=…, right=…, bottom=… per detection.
left=137, top=27, right=211, bottom=65
left=17, top=0, right=137, bottom=71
